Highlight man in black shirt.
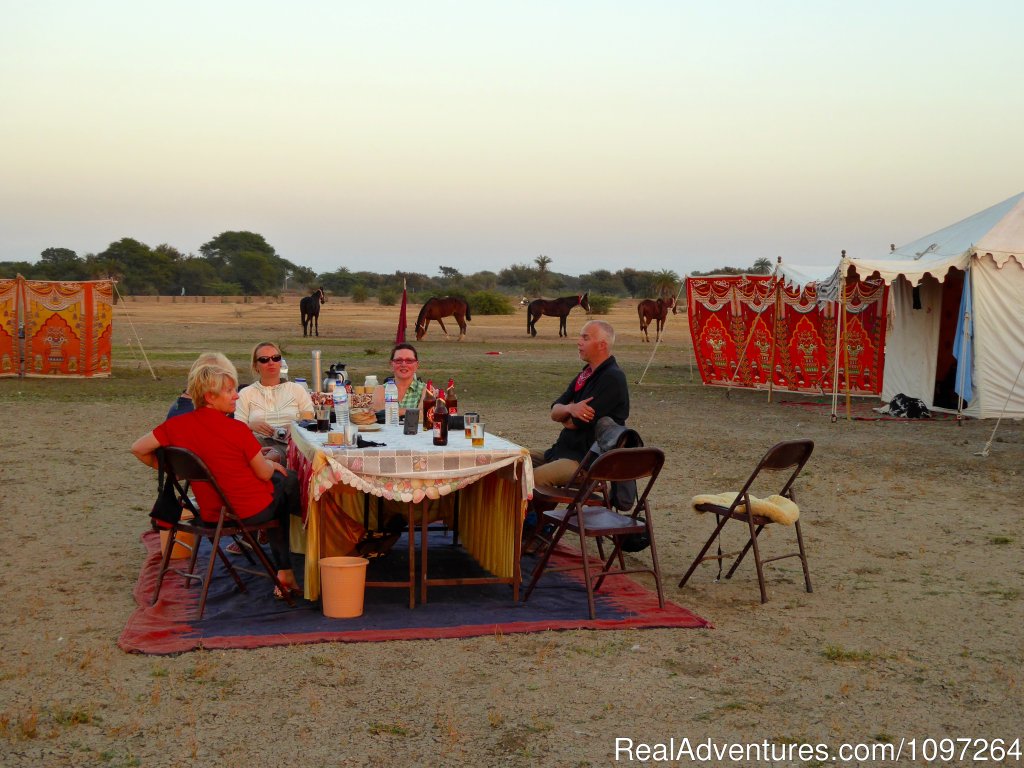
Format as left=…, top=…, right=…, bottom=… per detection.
left=532, top=320, right=630, bottom=487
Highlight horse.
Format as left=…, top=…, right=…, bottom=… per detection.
left=637, top=295, right=677, bottom=342
left=300, top=287, right=326, bottom=337
left=415, top=297, right=472, bottom=341
left=527, top=292, right=590, bottom=337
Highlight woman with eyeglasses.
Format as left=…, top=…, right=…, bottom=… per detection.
left=372, top=343, right=425, bottom=418
left=235, top=341, right=314, bottom=439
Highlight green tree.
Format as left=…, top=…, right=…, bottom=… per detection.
left=498, top=263, right=536, bottom=292
left=38, top=247, right=86, bottom=280
left=229, top=251, right=279, bottom=294
left=579, top=269, right=626, bottom=297
left=751, top=257, right=773, bottom=275
left=534, top=254, right=552, bottom=292
left=651, top=269, right=680, bottom=298
left=96, top=238, right=158, bottom=293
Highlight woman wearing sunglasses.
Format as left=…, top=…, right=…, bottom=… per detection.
left=372, top=343, right=425, bottom=418
left=235, top=341, right=314, bottom=441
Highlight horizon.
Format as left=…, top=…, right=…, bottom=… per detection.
left=2, top=2, right=1022, bottom=275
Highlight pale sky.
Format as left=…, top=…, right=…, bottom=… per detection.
left=2, top=1, right=1022, bottom=277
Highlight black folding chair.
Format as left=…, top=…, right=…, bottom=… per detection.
left=150, top=447, right=293, bottom=618
left=524, top=447, right=666, bottom=619
left=678, top=439, right=814, bottom=603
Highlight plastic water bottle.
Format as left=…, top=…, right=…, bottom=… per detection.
left=279, top=357, right=289, bottom=381
left=333, top=386, right=349, bottom=427
left=384, top=379, right=399, bottom=426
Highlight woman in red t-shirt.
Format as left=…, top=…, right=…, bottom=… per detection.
left=131, top=360, right=302, bottom=599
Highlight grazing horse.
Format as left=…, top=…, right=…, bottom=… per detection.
left=527, top=292, right=590, bottom=337
left=415, top=297, right=472, bottom=341
left=300, top=287, right=326, bottom=337
left=637, top=295, right=677, bottom=342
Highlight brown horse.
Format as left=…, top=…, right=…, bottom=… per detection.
left=527, top=292, right=590, bottom=337
left=637, top=295, right=677, bottom=342
left=300, top=287, right=326, bottom=337
left=415, top=297, right=472, bottom=340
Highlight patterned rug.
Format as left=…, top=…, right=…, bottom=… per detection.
left=120, top=530, right=710, bottom=655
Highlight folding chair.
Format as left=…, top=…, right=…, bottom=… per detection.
left=523, top=447, right=666, bottom=619
left=524, top=426, right=644, bottom=556
left=678, top=439, right=814, bottom=603
left=150, top=447, right=294, bottom=619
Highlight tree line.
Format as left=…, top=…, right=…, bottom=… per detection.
left=1, top=231, right=693, bottom=299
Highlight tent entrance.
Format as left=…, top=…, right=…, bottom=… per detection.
left=933, top=269, right=966, bottom=410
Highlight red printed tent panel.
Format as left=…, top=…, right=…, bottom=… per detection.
left=687, top=275, right=887, bottom=396
left=16, top=278, right=113, bottom=378
left=0, top=278, right=18, bottom=377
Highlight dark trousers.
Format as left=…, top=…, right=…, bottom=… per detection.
left=245, top=469, right=300, bottom=571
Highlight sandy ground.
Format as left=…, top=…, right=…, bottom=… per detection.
left=1, top=296, right=1022, bottom=767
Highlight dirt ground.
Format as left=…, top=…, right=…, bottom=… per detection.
left=1, top=296, right=1022, bottom=767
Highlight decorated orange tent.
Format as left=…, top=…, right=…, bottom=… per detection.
left=0, top=275, right=113, bottom=378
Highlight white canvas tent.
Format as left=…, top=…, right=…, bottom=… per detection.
left=824, top=192, right=1024, bottom=418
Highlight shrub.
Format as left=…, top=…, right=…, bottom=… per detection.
left=378, top=288, right=398, bottom=306
left=351, top=285, right=368, bottom=303
left=468, top=290, right=514, bottom=315
left=587, top=293, right=616, bottom=315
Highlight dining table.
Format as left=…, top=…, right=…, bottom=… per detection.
left=287, top=421, right=534, bottom=606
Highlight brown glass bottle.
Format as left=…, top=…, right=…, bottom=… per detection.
left=422, top=379, right=436, bottom=432
left=445, top=378, right=457, bottom=415
left=432, top=393, right=449, bottom=446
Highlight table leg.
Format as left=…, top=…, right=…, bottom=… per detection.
left=407, top=503, right=416, bottom=609
left=420, top=499, right=429, bottom=604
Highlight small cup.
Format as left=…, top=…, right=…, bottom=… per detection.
left=470, top=422, right=485, bottom=447
left=463, top=412, right=479, bottom=439
left=314, top=407, right=331, bottom=433
left=344, top=424, right=359, bottom=446
left=327, top=432, right=345, bottom=445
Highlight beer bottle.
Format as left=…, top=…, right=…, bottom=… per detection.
left=432, top=392, right=449, bottom=446
left=445, top=378, right=457, bottom=415
left=422, top=379, right=436, bottom=432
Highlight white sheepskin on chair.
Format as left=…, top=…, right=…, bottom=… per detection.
left=691, top=492, right=800, bottom=525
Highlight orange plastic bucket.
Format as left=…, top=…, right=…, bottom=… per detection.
left=320, top=556, right=369, bottom=618
left=159, top=512, right=195, bottom=559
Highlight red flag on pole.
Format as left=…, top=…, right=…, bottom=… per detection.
left=395, top=279, right=407, bottom=343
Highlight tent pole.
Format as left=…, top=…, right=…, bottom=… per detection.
left=841, top=268, right=852, bottom=421
left=725, top=277, right=765, bottom=399
left=829, top=252, right=847, bottom=423
left=767, top=258, right=782, bottom=404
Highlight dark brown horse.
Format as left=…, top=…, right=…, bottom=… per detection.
left=527, top=292, right=590, bottom=337
left=415, top=297, right=472, bottom=340
left=637, top=295, right=677, bottom=342
left=300, top=287, right=326, bottom=337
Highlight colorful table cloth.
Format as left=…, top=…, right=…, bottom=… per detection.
left=289, top=424, right=534, bottom=600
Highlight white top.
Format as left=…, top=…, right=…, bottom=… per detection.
left=236, top=381, right=314, bottom=428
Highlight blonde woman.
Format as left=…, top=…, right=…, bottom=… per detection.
left=235, top=341, right=313, bottom=435
left=131, top=359, right=302, bottom=598
left=166, top=352, right=237, bottom=419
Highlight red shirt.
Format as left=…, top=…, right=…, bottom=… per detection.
left=153, top=407, right=273, bottom=522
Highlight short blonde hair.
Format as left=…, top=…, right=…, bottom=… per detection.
left=189, top=352, right=236, bottom=381
left=187, top=363, right=237, bottom=407
left=250, top=341, right=281, bottom=378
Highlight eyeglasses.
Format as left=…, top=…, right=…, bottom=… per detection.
left=391, top=358, right=418, bottom=364
left=257, top=354, right=283, bottom=364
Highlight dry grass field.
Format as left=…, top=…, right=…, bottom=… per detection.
left=1, top=295, right=1022, bottom=767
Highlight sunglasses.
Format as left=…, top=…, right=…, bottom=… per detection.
left=257, top=354, right=283, bottom=364
left=391, top=358, right=418, bottom=364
